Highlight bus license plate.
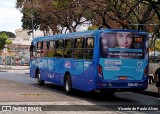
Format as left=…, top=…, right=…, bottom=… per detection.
left=128, top=83, right=138, bottom=86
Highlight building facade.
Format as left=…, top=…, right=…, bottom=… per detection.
left=0, top=28, right=44, bottom=66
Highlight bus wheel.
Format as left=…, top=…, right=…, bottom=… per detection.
left=64, top=74, right=72, bottom=94
left=100, top=89, right=115, bottom=96
left=37, top=70, right=45, bottom=86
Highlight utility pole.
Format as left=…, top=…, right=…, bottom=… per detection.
left=4, top=44, right=7, bottom=68
left=31, top=0, right=34, bottom=39
left=31, top=14, right=34, bottom=39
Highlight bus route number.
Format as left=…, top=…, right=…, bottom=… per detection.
left=128, top=83, right=138, bottom=86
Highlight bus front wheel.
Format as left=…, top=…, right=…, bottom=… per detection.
left=64, top=74, right=72, bottom=94
left=37, top=70, right=45, bottom=86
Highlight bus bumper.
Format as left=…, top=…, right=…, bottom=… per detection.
left=96, top=78, right=148, bottom=92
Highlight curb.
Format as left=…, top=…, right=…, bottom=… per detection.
left=0, top=71, right=7, bottom=72
left=0, top=66, right=29, bottom=70
left=25, top=73, right=30, bottom=74
left=0, top=68, right=29, bottom=70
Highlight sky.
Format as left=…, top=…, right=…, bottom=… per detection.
left=0, top=0, right=22, bottom=33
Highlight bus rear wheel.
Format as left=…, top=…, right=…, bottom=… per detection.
left=37, top=70, right=45, bottom=86
left=64, top=74, right=72, bottom=94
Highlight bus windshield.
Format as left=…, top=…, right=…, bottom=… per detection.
left=100, top=32, right=148, bottom=59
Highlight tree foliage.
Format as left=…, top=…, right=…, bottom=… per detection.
left=155, top=40, right=160, bottom=51
left=0, top=32, right=13, bottom=49
left=0, top=31, right=16, bottom=38
left=16, top=0, right=160, bottom=38
left=16, top=0, right=93, bottom=35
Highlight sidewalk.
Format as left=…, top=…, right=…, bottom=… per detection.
left=0, top=77, right=80, bottom=102
left=139, top=83, right=159, bottom=97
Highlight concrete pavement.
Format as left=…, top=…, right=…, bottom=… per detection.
left=0, top=77, right=81, bottom=102
left=0, top=72, right=159, bottom=98
left=0, top=69, right=159, bottom=114
left=0, top=65, right=159, bottom=98
left=139, top=83, right=159, bottom=97
left=0, top=67, right=159, bottom=113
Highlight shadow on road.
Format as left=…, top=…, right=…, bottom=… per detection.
left=30, top=82, right=135, bottom=103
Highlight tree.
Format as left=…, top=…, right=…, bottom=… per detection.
left=0, top=33, right=8, bottom=49
left=16, top=0, right=159, bottom=39
left=0, top=33, right=12, bottom=50
left=16, top=0, right=93, bottom=34
left=6, top=39, right=12, bottom=45
left=0, top=31, right=16, bottom=38
left=50, top=0, right=93, bottom=32
left=83, top=0, right=159, bottom=29
left=155, top=40, right=160, bottom=51
left=149, top=0, right=160, bottom=20
left=83, top=0, right=160, bottom=49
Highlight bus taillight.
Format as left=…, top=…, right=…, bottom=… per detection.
left=98, top=64, right=103, bottom=77
left=119, top=76, right=128, bottom=80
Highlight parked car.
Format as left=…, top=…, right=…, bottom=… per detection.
left=149, top=51, right=160, bottom=61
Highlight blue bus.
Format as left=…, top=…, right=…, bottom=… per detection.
left=30, top=29, right=148, bottom=95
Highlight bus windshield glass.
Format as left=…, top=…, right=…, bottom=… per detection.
left=100, top=32, right=148, bottom=59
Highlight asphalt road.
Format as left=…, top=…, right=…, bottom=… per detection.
left=0, top=71, right=159, bottom=113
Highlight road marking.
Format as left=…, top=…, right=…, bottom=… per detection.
left=17, top=93, right=52, bottom=97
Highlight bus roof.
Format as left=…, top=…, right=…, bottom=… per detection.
left=31, top=29, right=147, bottom=43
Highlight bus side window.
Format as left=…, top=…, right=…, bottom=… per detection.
left=41, top=41, right=48, bottom=57
left=64, top=39, right=73, bottom=58
left=75, top=38, right=84, bottom=48
left=56, top=39, right=64, bottom=58
left=37, top=42, right=41, bottom=57
left=30, top=45, right=33, bottom=59
left=84, top=37, right=94, bottom=59
left=30, top=45, right=36, bottom=59
left=73, top=38, right=84, bottom=59
left=48, top=40, right=56, bottom=57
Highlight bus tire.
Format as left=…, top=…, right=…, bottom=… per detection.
left=64, top=74, right=72, bottom=94
left=100, top=89, right=115, bottom=96
left=37, top=70, right=45, bottom=86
